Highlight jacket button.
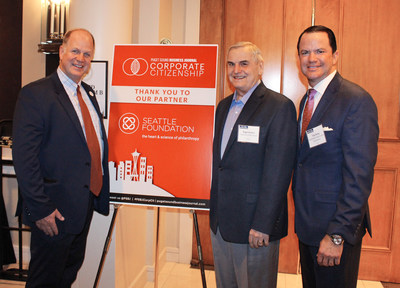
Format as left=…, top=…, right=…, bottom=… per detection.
left=84, top=185, right=89, bottom=189
left=298, top=163, right=303, bottom=167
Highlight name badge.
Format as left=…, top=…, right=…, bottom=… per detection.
left=238, top=125, right=260, bottom=144
left=306, top=124, right=327, bottom=148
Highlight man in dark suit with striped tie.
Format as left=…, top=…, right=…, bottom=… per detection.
left=293, top=25, right=379, bottom=288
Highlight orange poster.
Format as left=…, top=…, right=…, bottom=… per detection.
left=108, top=45, right=217, bottom=209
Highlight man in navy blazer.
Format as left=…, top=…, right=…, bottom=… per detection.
left=293, top=25, right=379, bottom=288
left=209, top=42, right=297, bottom=287
left=12, top=29, right=109, bottom=287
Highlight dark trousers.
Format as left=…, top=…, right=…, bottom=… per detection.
left=26, top=200, right=94, bottom=288
left=299, top=240, right=362, bottom=288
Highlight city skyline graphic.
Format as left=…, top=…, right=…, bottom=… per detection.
left=108, top=148, right=174, bottom=197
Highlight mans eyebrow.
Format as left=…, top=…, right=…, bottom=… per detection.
left=227, top=60, right=249, bottom=64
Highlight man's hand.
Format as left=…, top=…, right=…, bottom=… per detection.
left=35, top=209, right=65, bottom=237
left=317, top=234, right=343, bottom=266
left=249, top=229, right=270, bottom=248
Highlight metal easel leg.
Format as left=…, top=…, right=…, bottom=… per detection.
left=154, top=207, right=161, bottom=288
left=191, top=209, right=207, bottom=288
left=93, top=204, right=120, bottom=288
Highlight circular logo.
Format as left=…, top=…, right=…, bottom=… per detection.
left=119, top=113, right=140, bottom=134
left=122, top=58, right=149, bottom=76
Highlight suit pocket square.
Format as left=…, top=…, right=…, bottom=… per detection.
left=323, top=126, right=333, bottom=131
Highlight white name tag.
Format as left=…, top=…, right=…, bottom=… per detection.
left=238, top=125, right=260, bottom=144
left=306, top=124, right=327, bottom=148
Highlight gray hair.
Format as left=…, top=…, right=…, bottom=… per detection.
left=228, top=42, right=264, bottom=63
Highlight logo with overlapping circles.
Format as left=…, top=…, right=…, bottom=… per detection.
left=119, top=113, right=140, bottom=134
left=122, top=58, right=149, bottom=76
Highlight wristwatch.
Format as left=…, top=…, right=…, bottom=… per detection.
left=330, top=234, right=344, bottom=245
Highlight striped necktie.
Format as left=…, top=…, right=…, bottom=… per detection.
left=301, top=89, right=316, bottom=143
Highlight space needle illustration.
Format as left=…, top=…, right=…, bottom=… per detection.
left=109, top=148, right=173, bottom=197
left=131, top=149, right=140, bottom=181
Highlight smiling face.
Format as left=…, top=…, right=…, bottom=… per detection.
left=59, top=30, right=94, bottom=84
left=298, top=32, right=338, bottom=87
left=227, top=46, right=263, bottom=99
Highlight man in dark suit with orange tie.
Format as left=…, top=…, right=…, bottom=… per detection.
left=209, top=42, right=297, bottom=287
left=293, top=25, right=379, bottom=288
left=12, top=28, right=109, bottom=287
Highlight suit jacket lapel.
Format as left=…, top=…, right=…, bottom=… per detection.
left=299, top=73, right=342, bottom=155
left=82, top=82, right=102, bottom=118
left=51, top=72, right=87, bottom=143
left=222, top=82, right=264, bottom=160
left=308, top=74, right=341, bottom=128
left=215, top=96, right=232, bottom=161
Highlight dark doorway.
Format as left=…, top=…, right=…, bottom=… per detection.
left=0, top=0, right=23, bottom=124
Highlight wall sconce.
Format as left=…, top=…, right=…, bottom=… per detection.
left=38, top=0, right=70, bottom=54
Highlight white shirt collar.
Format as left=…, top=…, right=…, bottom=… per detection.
left=57, top=67, right=82, bottom=89
left=309, top=70, right=337, bottom=96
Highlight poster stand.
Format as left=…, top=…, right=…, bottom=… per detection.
left=107, top=43, right=217, bottom=286
left=152, top=208, right=207, bottom=288
left=93, top=204, right=120, bottom=288
left=93, top=205, right=207, bottom=288
left=191, top=210, right=207, bottom=288
left=154, top=207, right=161, bottom=288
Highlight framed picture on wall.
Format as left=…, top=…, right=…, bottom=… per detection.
left=84, top=60, right=108, bottom=118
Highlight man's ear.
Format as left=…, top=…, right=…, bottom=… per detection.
left=332, top=50, right=339, bottom=66
left=59, top=45, right=64, bottom=56
left=259, top=61, right=264, bottom=76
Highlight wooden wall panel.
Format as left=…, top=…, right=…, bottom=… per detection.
left=280, top=0, right=312, bottom=274
left=360, top=141, right=400, bottom=282
left=337, top=0, right=400, bottom=282
left=359, top=166, right=396, bottom=281
left=281, top=0, right=310, bottom=108
left=315, top=0, right=341, bottom=70
left=364, top=169, right=396, bottom=251
left=315, top=0, right=341, bottom=34
left=223, top=0, right=285, bottom=96
left=340, top=0, right=400, bottom=139
left=199, top=0, right=224, bottom=103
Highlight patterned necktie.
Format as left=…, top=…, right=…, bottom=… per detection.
left=77, top=85, right=102, bottom=196
left=301, top=89, right=316, bottom=143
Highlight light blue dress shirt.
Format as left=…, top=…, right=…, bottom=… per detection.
left=57, top=68, right=105, bottom=166
left=220, top=81, right=260, bottom=158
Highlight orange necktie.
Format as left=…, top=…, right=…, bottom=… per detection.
left=77, top=86, right=102, bottom=196
left=301, top=89, right=316, bottom=143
